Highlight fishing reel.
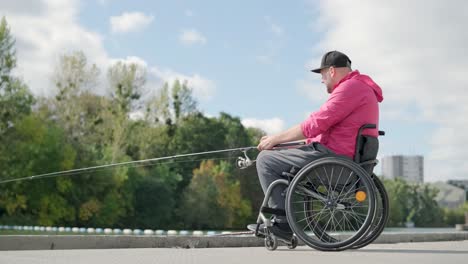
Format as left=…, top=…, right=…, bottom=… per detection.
left=236, top=149, right=255, bottom=169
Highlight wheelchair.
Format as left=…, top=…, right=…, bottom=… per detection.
left=253, top=124, right=388, bottom=251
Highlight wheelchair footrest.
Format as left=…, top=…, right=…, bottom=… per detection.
left=261, top=206, right=286, bottom=216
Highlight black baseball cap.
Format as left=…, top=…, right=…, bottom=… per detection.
left=311, top=51, right=352, bottom=73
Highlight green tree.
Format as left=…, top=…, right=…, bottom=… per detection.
left=443, top=207, right=465, bottom=227
left=213, top=161, right=252, bottom=228
left=0, top=114, right=76, bottom=226
left=384, top=178, right=411, bottom=226
left=217, top=113, right=264, bottom=222
left=129, top=164, right=181, bottom=229
left=106, top=60, right=147, bottom=163
left=384, top=178, right=444, bottom=227
left=413, top=184, right=444, bottom=227
left=180, top=160, right=251, bottom=229
left=46, top=51, right=137, bottom=227
left=108, top=61, right=146, bottom=114
left=53, top=51, right=100, bottom=101
left=171, top=80, right=197, bottom=122
left=0, top=17, right=34, bottom=135
left=50, top=51, right=101, bottom=146
left=145, top=82, right=171, bottom=125
left=145, top=79, right=197, bottom=138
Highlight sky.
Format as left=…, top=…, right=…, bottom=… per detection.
left=1, top=0, right=467, bottom=182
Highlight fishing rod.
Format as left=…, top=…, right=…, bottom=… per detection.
left=0, top=146, right=256, bottom=185
left=0, top=141, right=306, bottom=185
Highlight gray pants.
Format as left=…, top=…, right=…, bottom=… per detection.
left=255, top=142, right=334, bottom=213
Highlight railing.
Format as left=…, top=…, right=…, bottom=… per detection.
left=0, top=225, right=233, bottom=236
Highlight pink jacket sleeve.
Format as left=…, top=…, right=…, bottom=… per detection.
left=301, top=83, right=363, bottom=138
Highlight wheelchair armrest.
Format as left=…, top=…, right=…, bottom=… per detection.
left=273, top=141, right=306, bottom=149
left=359, top=159, right=379, bottom=166
left=361, top=124, right=376, bottom=130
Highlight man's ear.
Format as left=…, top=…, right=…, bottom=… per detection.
left=329, top=66, right=335, bottom=77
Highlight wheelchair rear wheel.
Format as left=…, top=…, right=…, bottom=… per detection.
left=285, top=156, right=377, bottom=251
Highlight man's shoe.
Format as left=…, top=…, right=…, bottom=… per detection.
left=247, top=223, right=293, bottom=241
left=247, top=223, right=265, bottom=234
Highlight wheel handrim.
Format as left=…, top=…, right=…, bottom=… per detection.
left=286, top=157, right=376, bottom=249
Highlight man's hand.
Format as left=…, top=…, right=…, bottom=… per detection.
left=257, top=136, right=279, bottom=151
left=256, top=124, right=306, bottom=151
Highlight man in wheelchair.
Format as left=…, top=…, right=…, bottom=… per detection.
left=248, top=51, right=384, bottom=246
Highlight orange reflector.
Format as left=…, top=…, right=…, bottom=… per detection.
left=355, top=191, right=367, bottom=202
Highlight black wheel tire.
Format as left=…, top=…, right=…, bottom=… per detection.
left=351, top=175, right=389, bottom=249
left=265, top=234, right=278, bottom=251
left=287, top=236, right=299, bottom=249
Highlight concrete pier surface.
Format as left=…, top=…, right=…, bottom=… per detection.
left=0, top=240, right=467, bottom=264
left=1, top=231, right=467, bottom=250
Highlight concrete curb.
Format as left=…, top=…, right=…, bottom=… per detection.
left=1, top=232, right=467, bottom=250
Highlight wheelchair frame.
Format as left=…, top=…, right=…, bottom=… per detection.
left=254, top=124, right=388, bottom=251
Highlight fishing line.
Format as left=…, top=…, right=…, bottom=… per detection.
left=0, top=147, right=256, bottom=185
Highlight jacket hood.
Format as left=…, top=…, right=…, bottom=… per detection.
left=336, top=70, right=384, bottom=102
left=354, top=71, right=383, bottom=102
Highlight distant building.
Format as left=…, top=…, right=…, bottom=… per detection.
left=381, top=155, right=424, bottom=183
left=447, top=180, right=468, bottom=200
left=447, top=180, right=468, bottom=189
left=431, top=182, right=466, bottom=209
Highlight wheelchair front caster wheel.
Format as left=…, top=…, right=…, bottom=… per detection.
left=287, top=236, right=298, bottom=249
left=265, top=234, right=278, bottom=251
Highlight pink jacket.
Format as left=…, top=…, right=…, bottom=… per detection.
left=301, top=70, right=383, bottom=158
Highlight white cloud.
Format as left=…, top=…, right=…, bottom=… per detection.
left=241, top=118, right=285, bottom=135
left=0, top=0, right=45, bottom=15
left=3, top=0, right=110, bottom=96
left=2, top=1, right=215, bottom=106
left=179, top=29, right=207, bottom=45
left=109, top=56, right=148, bottom=69
left=150, top=67, right=216, bottom=101
left=106, top=56, right=216, bottom=102
left=308, top=0, right=468, bottom=182
left=110, top=12, right=154, bottom=33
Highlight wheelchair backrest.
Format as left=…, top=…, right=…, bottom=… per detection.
left=355, top=135, right=379, bottom=174
left=354, top=124, right=383, bottom=174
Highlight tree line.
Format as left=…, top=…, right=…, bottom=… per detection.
left=0, top=17, right=263, bottom=230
